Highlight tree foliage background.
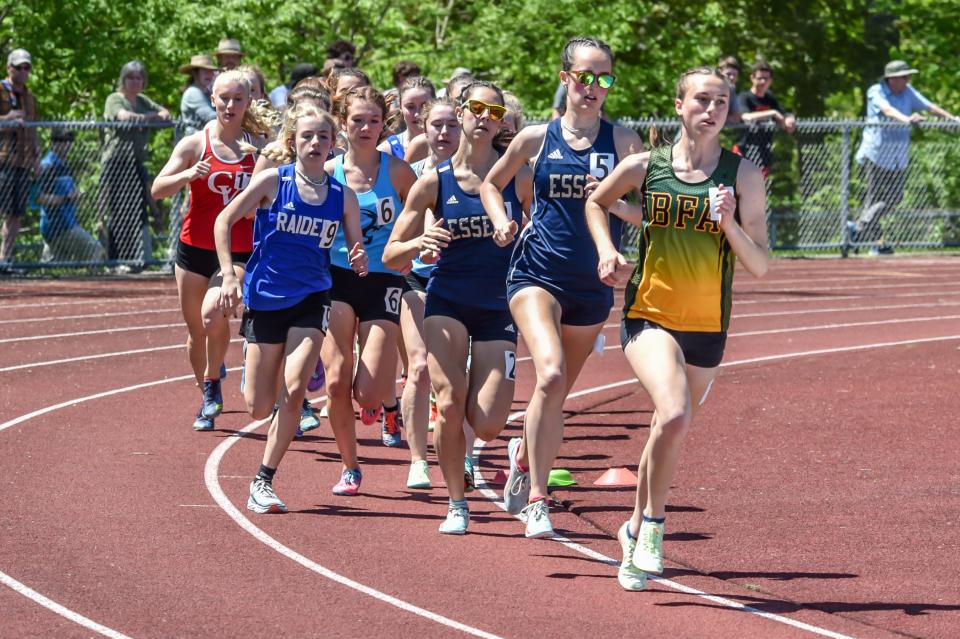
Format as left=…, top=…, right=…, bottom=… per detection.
left=1, top=0, right=956, bottom=121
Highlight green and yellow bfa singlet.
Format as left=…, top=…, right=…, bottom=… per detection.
left=623, top=145, right=742, bottom=332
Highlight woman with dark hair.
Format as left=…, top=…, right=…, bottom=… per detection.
left=100, top=60, right=170, bottom=269
left=179, top=54, right=218, bottom=138
left=481, top=36, right=642, bottom=539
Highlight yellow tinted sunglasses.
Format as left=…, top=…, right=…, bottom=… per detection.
left=462, top=99, right=507, bottom=121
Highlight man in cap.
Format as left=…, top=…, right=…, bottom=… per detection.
left=214, top=38, right=244, bottom=71
left=0, top=48, right=40, bottom=267
left=849, top=60, right=960, bottom=254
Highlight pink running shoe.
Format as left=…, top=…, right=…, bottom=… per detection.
left=359, top=405, right=382, bottom=426
left=307, top=357, right=325, bottom=392
left=332, top=468, right=363, bottom=496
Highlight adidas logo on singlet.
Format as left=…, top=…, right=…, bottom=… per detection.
left=547, top=149, right=564, bottom=160
left=446, top=195, right=459, bottom=205
left=284, top=201, right=296, bottom=210
left=505, top=324, right=515, bottom=333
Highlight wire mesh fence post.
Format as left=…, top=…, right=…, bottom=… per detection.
left=840, top=124, right=851, bottom=255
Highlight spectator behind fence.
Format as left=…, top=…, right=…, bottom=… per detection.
left=36, top=128, right=104, bottom=263
left=214, top=38, right=244, bottom=71
left=0, top=48, right=40, bottom=267
left=849, top=60, right=960, bottom=254
left=718, top=56, right=743, bottom=125
left=100, top=60, right=170, bottom=270
left=325, top=39, right=356, bottom=73
left=179, top=54, right=217, bottom=138
left=268, top=62, right=318, bottom=109
left=735, top=60, right=795, bottom=175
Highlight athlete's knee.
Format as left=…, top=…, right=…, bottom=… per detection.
left=324, top=367, right=353, bottom=400
left=201, top=306, right=226, bottom=332
left=405, top=354, right=429, bottom=388
left=471, top=420, right=503, bottom=442
left=656, top=406, right=692, bottom=441
left=535, top=363, right=566, bottom=397
left=248, top=394, right=275, bottom=420
left=436, top=386, right=466, bottom=422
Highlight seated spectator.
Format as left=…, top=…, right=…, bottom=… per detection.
left=36, top=128, right=104, bottom=263
left=268, top=62, right=318, bottom=108
left=735, top=60, right=796, bottom=175
left=214, top=38, right=244, bottom=71
left=179, top=54, right=217, bottom=138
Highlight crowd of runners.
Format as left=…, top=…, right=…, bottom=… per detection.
left=150, top=35, right=769, bottom=593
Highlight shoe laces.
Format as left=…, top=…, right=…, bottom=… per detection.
left=254, top=478, right=275, bottom=499
left=521, top=499, right=547, bottom=521
left=383, top=412, right=400, bottom=434
left=508, top=472, right=528, bottom=497
left=342, top=469, right=361, bottom=485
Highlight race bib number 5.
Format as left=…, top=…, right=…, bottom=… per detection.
left=590, top=153, right=615, bottom=180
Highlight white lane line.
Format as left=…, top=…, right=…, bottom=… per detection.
left=0, top=339, right=244, bottom=374
left=475, top=333, right=960, bottom=639
left=734, top=289, right=960, bottom=305
left=730, top=314, right=960, bottom=337
left=204, top=415, right=504, bottom=639
left=733, top=300, right=960, bottom=319
left=0, top=297, right=173, bottom=311
left=0, top=308, right=179, bottom=325
left=0, top=572, right=132, bottom=639
left=0, top=323, right=182, bottom=344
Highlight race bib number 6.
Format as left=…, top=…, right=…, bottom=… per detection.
left=376, top=196, right=396, bottom=226
left=384, top=286, right=402, bottom=315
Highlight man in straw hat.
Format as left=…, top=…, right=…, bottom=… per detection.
left=179, top=54, right=218, bottom=138
left=849, top=60, right=959, bottom=255
left=214, top=38, right=244, bottom=71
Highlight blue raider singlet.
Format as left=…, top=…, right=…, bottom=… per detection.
left=244, top=163, right=344, bottom=311
left=427, top=159, right=523, bottom=310
left=508, top=118, right=621, bottom=303
left=330, top=152, right=402, bottom=274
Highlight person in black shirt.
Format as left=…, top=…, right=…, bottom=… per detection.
left=735, top=61, right=795, bottom=175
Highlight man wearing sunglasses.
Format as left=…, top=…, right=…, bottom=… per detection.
left=0, top=48, right=40, bottom=268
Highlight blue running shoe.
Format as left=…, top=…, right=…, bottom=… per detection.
left=300, top=398, right=321, bottom=432
left=220, top=362, right=227, bottom=379
left=193, top=409, right=214, bottom=431
left=202, top=379, right=223, bottom=418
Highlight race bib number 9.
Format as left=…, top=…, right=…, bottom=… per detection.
left=318, top=220, right=340, bottom=249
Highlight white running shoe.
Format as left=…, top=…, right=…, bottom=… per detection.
left=503, top=437, right=530, bottom=515
left=406, top=460, right=431, bottom=489
left=632, top=520, right=665, bottom=574
left=521, top=499, right=554, bottom=539
left=438, top=504, right=469, bottom=535
left=247, top=478, right=288, bottom=514
left=617, top=521, right=647, bottom=591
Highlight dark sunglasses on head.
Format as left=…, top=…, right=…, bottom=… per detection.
left=462, top=99, right=507, bottom=121
left=569, top=70, right=616, bottom=89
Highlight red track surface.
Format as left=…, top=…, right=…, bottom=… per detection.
left=2, top=257, right=959, bottom=638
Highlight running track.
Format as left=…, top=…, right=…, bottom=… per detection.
left=1, top=257, right=958, bottom=638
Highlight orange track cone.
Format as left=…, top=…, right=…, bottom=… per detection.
left=593, top=467, right=638, bottom=486
left=492, top=469, right=509, bottom=485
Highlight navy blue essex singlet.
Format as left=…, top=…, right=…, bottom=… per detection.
left=507, top=118, right=621, bottom=299
left=427, top=159, right=523, bottom=311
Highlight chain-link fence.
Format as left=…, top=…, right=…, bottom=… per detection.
left=1, top=119, right=957, bottom=273
left=617, top=118, right=960, bottom=257
left=0, top=120, right=186, bottom=273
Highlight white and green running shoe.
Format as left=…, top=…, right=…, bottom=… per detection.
left=438, top=503, right=469, bottom=535
left=617, top=521, right=647, bottom=591
left=632, top=519, right=665, bottom=574
left=406, top=460, right=431, bottom=489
